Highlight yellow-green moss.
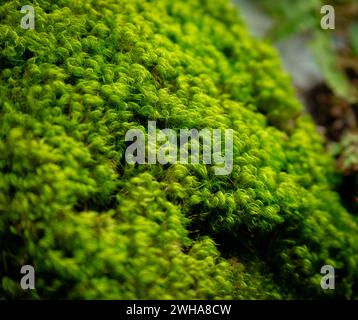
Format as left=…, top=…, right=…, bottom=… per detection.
left=0, top=0, right=357, bottom=299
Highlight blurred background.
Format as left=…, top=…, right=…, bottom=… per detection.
left=234, top=0, right=358, bottom=213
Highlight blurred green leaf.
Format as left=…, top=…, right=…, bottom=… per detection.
left=312, top=32, right=353, bottom=101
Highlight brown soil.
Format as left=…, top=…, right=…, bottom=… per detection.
left=305, top=79, right=358, bottom=213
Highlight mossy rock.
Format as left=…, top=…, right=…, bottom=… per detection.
left=0, top=0, right=357, bottom=299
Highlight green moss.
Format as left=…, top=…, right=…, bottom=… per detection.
left=0, top=0, right=357, bottom=299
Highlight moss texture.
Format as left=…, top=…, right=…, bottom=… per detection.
left=0, top=0, right=357, bottom=299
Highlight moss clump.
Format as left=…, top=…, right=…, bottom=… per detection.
left=0, top=0, right=357, bottom=299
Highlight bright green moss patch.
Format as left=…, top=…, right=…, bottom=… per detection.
left=0, top=0, right=357, bottom=299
